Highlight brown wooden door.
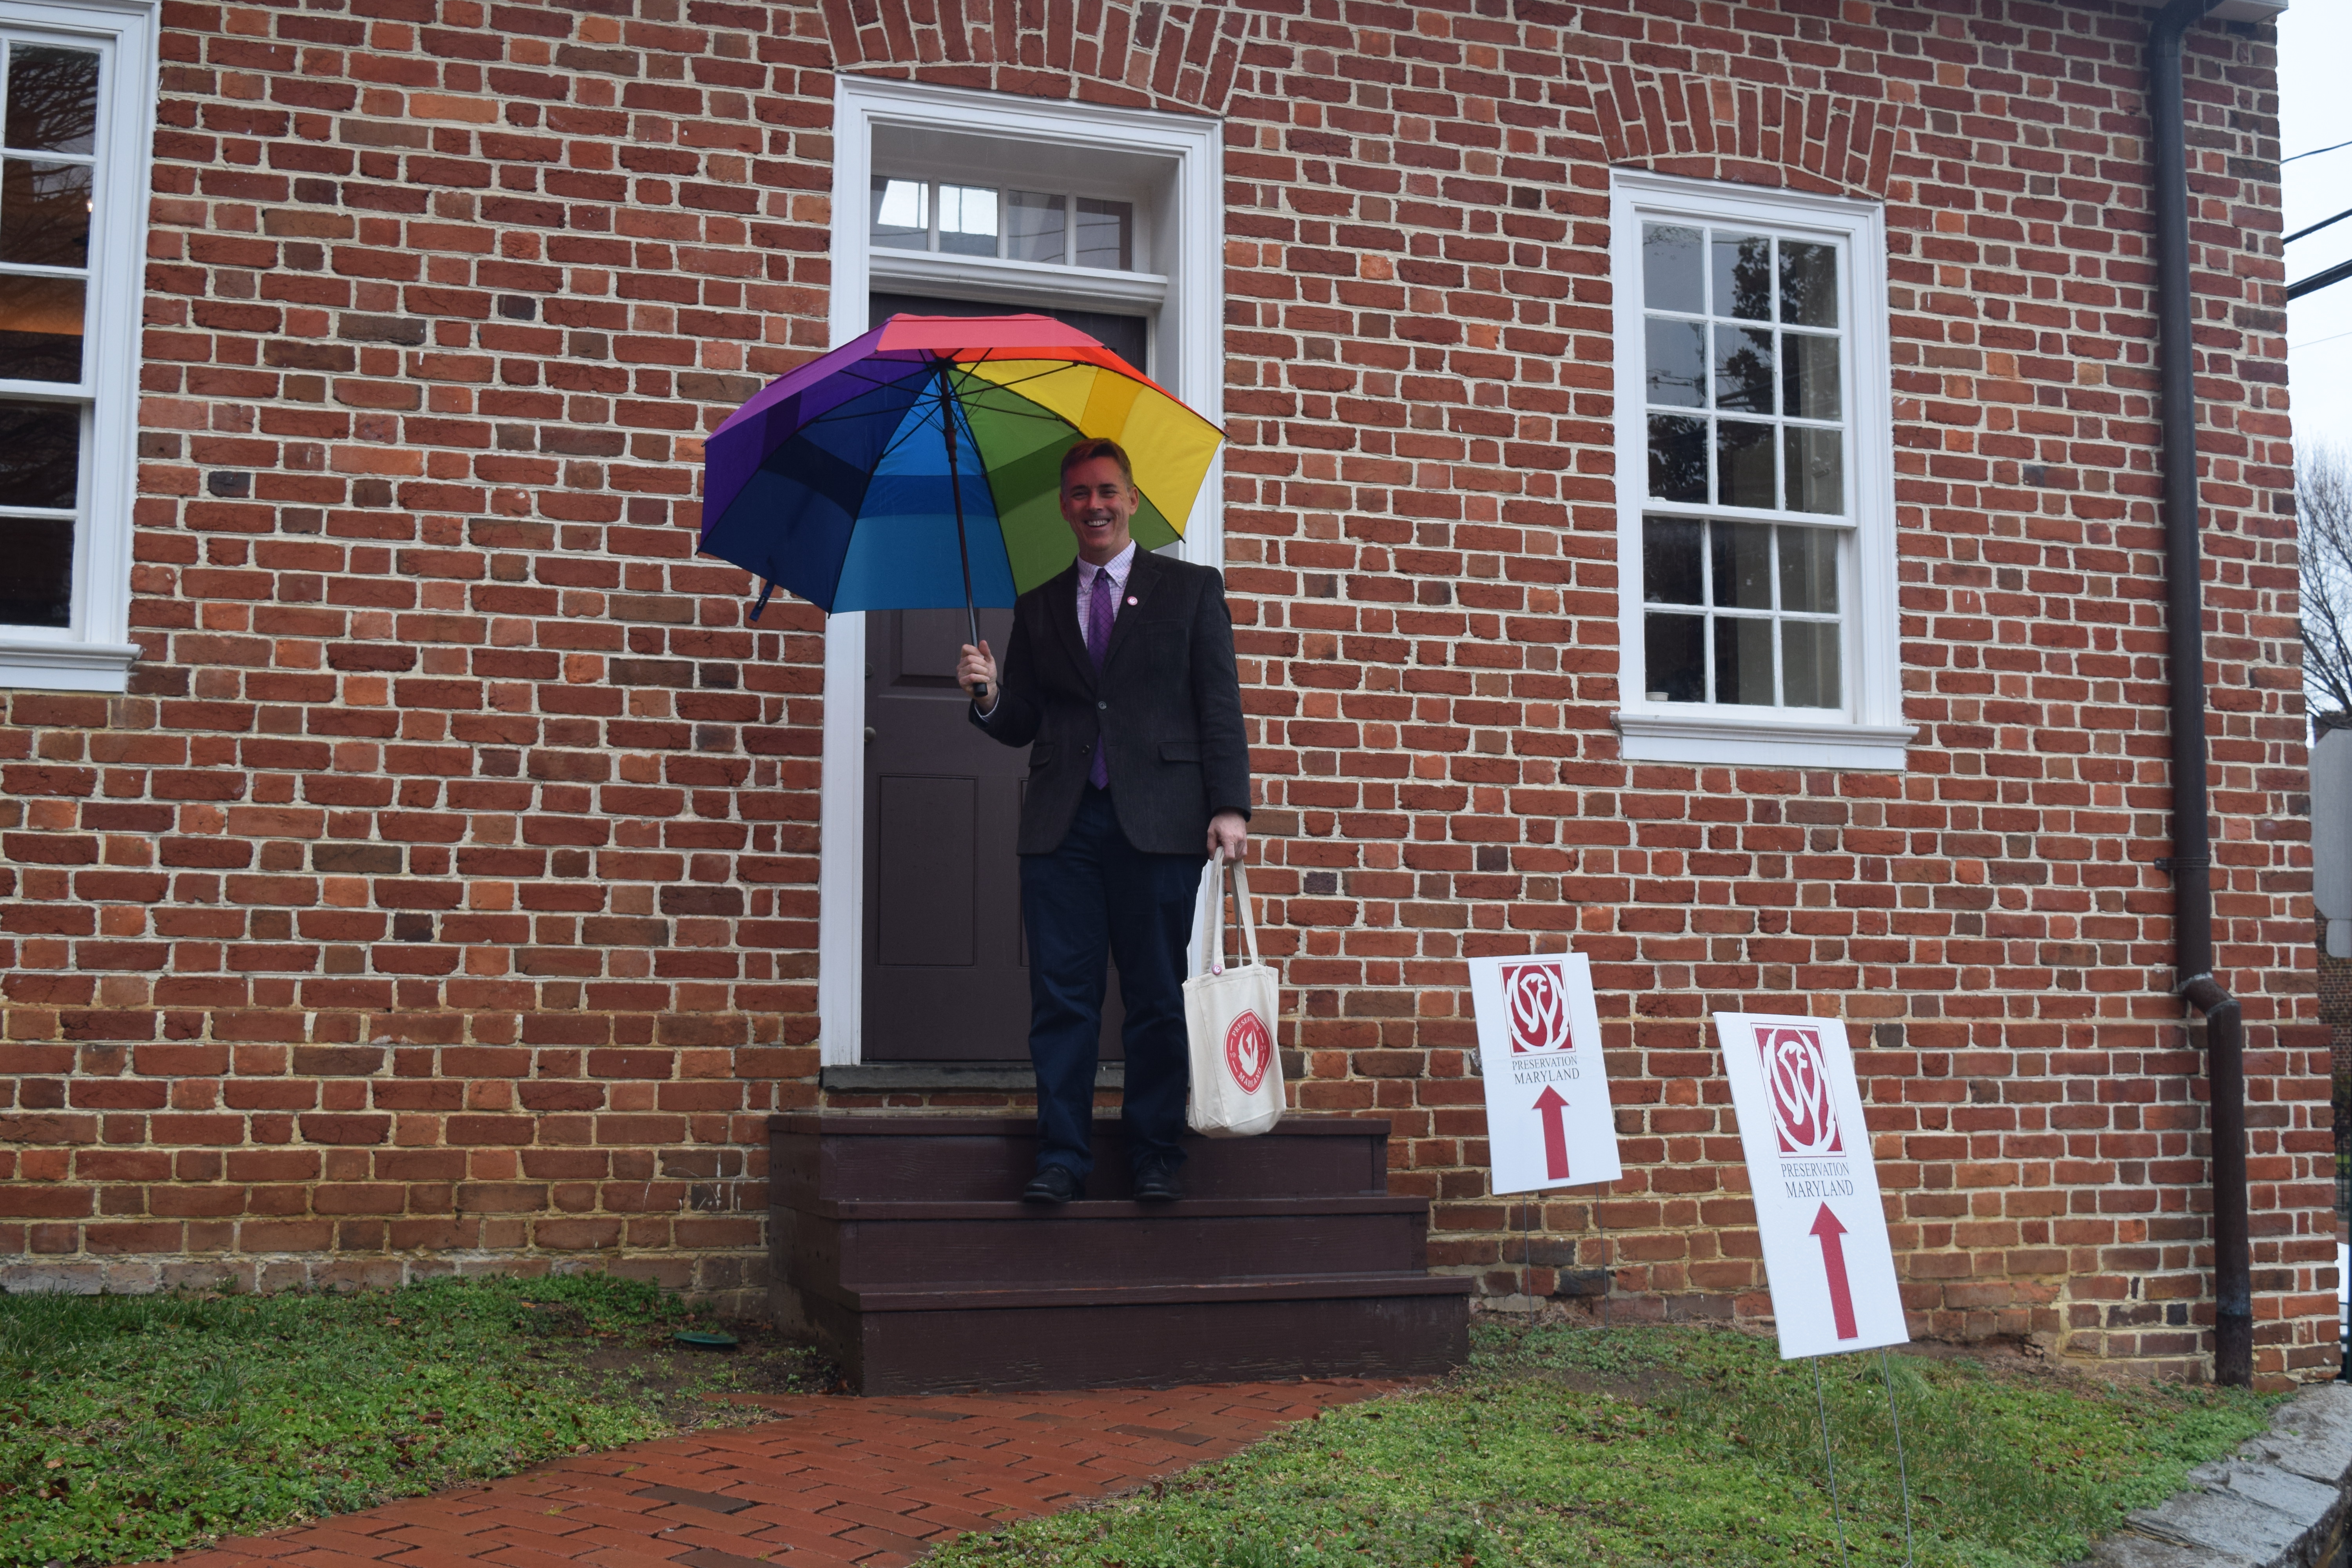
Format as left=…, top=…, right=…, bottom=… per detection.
left=858, top=292, right=1143, bottom=1061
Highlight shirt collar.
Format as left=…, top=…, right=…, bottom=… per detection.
left=1078, top=541, right=1138, bottom=588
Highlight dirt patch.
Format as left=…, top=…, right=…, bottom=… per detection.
left=525, top=1314, right=846, bottom=1428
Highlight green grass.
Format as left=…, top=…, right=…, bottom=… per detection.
left=0, top=1274, right=832, bottom=1568
left=926, top=1321, right=2286, bottom=1568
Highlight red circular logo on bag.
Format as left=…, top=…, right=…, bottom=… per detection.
left=1224, top=1011, right=1272, bottom=1093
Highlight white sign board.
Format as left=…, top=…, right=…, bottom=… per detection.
left=1468, top=953, right=1621, bottom=1194
left=1715, top=1012, right=1908, bottom=1359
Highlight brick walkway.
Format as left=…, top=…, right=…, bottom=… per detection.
left=171, top=1381, right=1398, bottom=1568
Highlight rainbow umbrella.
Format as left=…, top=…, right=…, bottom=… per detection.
left=697, top=314, right=1225, bottom=671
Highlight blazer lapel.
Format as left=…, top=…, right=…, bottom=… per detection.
left=1046, top=563, right=1094, bottom=691
left=1100, top=548, right=1161, bottom=676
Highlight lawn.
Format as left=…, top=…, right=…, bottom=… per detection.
left=925, top=1320, right=2287, bottom=1568
left=0, top=1274, right=834, bottom=1568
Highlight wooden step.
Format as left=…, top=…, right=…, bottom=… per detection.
left=769, top=1113, right=1390, bottom=1205
left=781, top=1195, right=1431, bottom=1291
left=795, top=1273, right=1474, bottom=1395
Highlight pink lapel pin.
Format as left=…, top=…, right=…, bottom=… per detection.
left=1127, top=596, right=1138, bottom=606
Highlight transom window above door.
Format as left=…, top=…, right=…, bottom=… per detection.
left=870, top=178, right=1135, bottom=272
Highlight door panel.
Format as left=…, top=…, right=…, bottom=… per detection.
left=858, top=292, right=1142, bottom=1061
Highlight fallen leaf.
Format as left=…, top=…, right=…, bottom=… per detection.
left=45, top=1458, right=63, bottom=1469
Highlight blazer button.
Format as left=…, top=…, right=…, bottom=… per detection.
left=1096, top=700, right=1107, bottom=710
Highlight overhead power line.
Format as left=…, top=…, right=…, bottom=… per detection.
left=2288, top=207, right=2352, bottom=245
left=2287, top=138, right=2352, bottom=164
left=2290, top=256, right=2352, bottom=302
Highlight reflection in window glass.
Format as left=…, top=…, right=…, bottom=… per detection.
left=1713, top=232, right=1770, bottom=319
left=1636, top=515, right=1844, bottom=711
left=0, top=396, right=76, bottom=507
left=1644, top=612, right=1704, bottom=703
left=0, top=158, right=90, bottom=267
left=0, top=511, right=70, bottom=626
left=1713, top=324, right=1772, bottom=413
left=1782, top=331, right=1839, bottom=420
left=0, top=271, right=81, bottom=381
left=1784, top=426, right=1842, bottom=514
left=1007, top=190, right=1065, bottom=263
left=1711, top=521, right=1770, bottom=609
left=1645, top=318, right=1705, bottom=407
left=870, top=177, right=927, bottom=249
left=1782, top=620, right=1840, bottom=708
left=1780, top=240, right=1838, bottom=328
left=1717, top=419, right=1774, bottom=508
left=1714, top=616, right=1773, bottom=706
left=1642, top=223, right=1702, bottom=314
left=1076, top=198, right=1131, bottom=270
left=936, top=183, right=997, bottom=257
left=1778, top=525, right=1838, bottom=613
left=1648, top=415, right=1706, bottom=503
left=1643, top=517, right=1703, bottom=604
left=4, top=45, right=98, bottom=155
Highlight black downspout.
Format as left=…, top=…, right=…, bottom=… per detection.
left=2149, top=0, right=2250, bottom=1388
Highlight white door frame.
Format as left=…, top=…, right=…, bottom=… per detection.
left=817, top=76, right=1226, bottom=1065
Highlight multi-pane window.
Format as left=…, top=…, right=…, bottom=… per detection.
left=0, top=37, right=97, bottom=631
left=869, top=178, right=1133, bottom=271
left=1637, top=221, right=1851, bottom=713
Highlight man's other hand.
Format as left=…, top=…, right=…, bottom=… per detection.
left=958, top=639, right=999, bottom=714
left=1207, top=810, right=1247, bottom=860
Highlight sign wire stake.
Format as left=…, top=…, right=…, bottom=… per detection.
left=1878, top=1349, right=1916, bottom=1568
left=1810, top=1358, right=1852, bottom=1568
left=1593, top=1194, right=1610, bottom=1330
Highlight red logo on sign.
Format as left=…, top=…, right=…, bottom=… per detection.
left=1500, top=961, right=1573, bottom=1054
left=1225, top=1011, right=1271, bottom=1093
left=1755, top=1024, right=1842, bottom=1155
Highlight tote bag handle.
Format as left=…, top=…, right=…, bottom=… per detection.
left=1201, top=852, right=1261, bottom=977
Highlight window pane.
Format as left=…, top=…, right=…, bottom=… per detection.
left=0, top=271, right=81, bottom=381
left=1644, top=317, right=1705, bottom=407
left=1782, top=619, right=1841, bottom=708
left=1717, top=419, right=1774, bottom=508
left=1075, top=197, right=1131, bottom=270
left=0, top=397, right=77, bottom=506
left=1644, top=612, right=1705, bottom=702
left=5, top=45, right=99, bottom=157
left=1007, top=190, right=1065, bottom=264
left=0, top=157, right=91, bottom=267
left=1642, top=223, right=1702, bottom=314
left=1784, top=426, right=1844, bottom=514
left=1713, top=615, right=1773, bottom=706
left=1711, top=521, right=1771, bottom=609
left=1780, top=240, right=1838, bottom=328
left=1713, top=324, right=1773, bottom=413
left=1643, top=516, right=1703, bottom=604
left=0, top=511, right=70, bottom=626
left=937, top=183, right=997, bottom=257
left=1713, top=232, right=1770, bottom=320
left=1647, top=414, right=1707, bottom=502
left=1778, top=526, right=1838, bottom=613
left=1782, top=330, right=1840, bottom=420
left=870, top=177, right=927, bottom=250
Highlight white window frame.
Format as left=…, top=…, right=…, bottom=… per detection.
left=1610, top=169, right=1911, bottom=770
left=0, top=0, right=155, bottom=693
left=817, top=76, right=1223, bottom=1065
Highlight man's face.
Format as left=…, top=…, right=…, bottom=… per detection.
left=1060, top=455, right=1137, bottom=565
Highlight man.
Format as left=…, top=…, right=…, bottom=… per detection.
left=956, top=437, right=1251, bottom=1205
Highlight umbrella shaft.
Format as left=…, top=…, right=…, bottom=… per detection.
left=938, top=360, right=987, bottom=698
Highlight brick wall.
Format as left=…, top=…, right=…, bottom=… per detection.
left=0, top=0, right=2330, bottom=1380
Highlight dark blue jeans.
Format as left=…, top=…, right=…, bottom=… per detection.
left=1020, top=786, right=1205, bottom=1179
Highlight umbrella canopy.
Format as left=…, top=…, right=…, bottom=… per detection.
left=698, top=314, right=1224, bottom=615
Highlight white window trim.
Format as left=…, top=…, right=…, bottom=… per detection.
left=817, top=76, right=1224, bottom=1066
left=0, top=0, right=156, bottom=693
left=1610, top=169, right=1911, bottom=771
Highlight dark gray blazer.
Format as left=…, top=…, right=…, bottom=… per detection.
left=971, top=549, right=1251, bottom=857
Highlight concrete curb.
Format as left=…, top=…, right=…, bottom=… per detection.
left=2071, top=1383, right=2352, bottom=1568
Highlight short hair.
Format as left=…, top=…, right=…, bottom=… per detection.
left=1060, top=437, right=1134, bottom=488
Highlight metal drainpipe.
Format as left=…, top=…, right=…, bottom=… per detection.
left=2149, top=0, right=2250, bottom=1388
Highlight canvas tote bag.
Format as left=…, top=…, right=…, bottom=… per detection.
left=1184, top=853, right=1284, bottom=1138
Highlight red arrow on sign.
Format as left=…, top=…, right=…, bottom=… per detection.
left=1810, top=1204, right=1858, bottom=1340
left=1533, top=1085, right=1571, bottom=1181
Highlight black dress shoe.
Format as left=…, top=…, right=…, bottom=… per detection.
left=1021, top=1166, right=1083, bottom=1205
left=1132, top=1156, right=1185, bottom=1203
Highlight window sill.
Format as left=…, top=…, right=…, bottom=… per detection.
left=1614, top=711, right=1914, bottom=770
left=0, top=639, right=139, bottom=693
left=869, top=248, right=1170, bottom=311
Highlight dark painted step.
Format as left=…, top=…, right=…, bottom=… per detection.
left=769, top=1112, right=1388, bottom=1206
left=799, top=1274, right=1472, bottom=1395
left=768, top=1113, right=1470, bottom=1393
left=783, top=1194, right=1429, bottom=1291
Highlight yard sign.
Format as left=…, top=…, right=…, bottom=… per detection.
left=1715, top=1012, right=1907, bottom=1358
left=1467, top=953, right=1621, bottom=1194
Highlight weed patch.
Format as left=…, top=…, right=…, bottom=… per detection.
left=926, top=1322, right=2284, bottom=1568
left=0, top=1275, right=833, bottom=1568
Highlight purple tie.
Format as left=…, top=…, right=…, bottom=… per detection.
left=1087, top=568, right=1114, bottom=788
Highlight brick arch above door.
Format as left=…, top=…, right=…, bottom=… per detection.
left=817, top=0, right=1247, bottom=119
